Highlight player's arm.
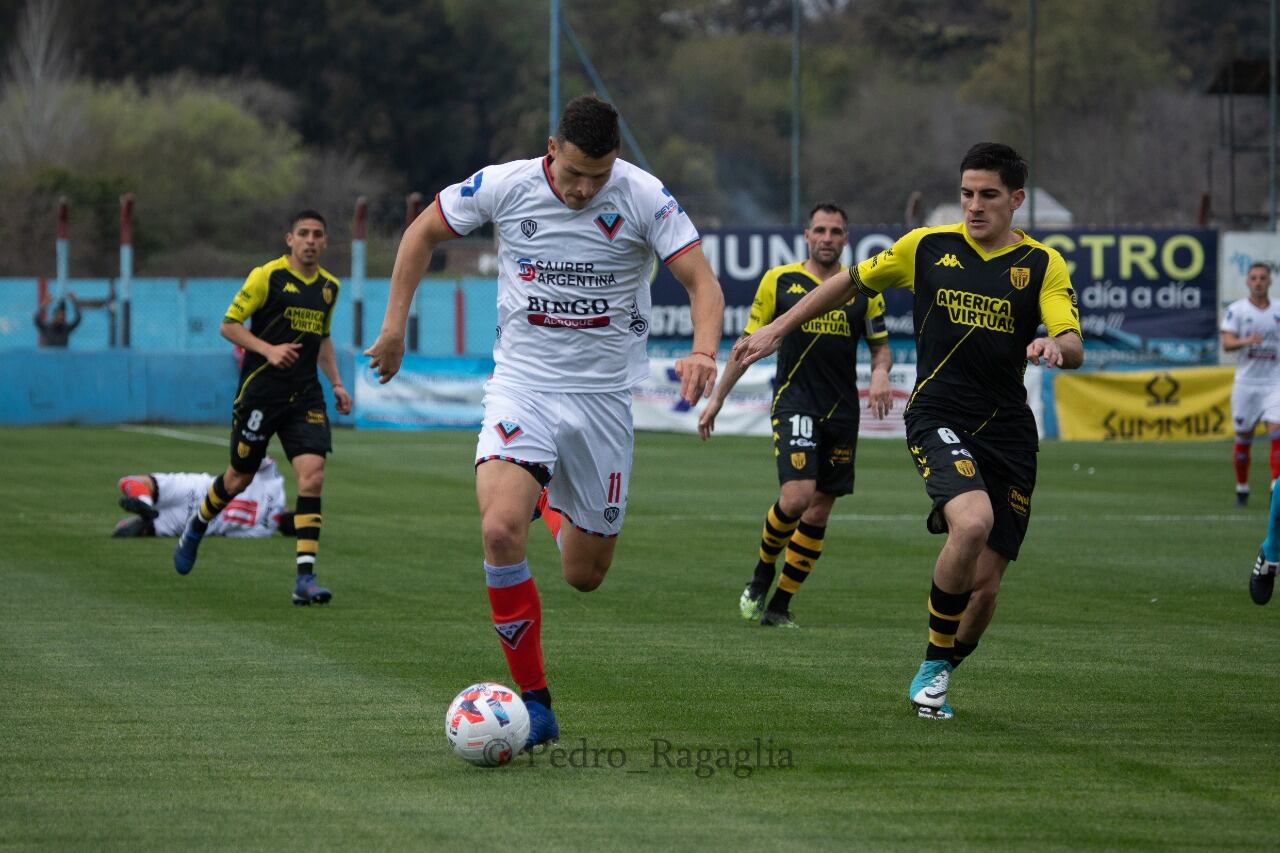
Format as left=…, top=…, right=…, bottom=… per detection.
left=699, top=271, right=778, bottom=439
left=732, top=269, right=857, bottom=367
left=221, top=268, right=300, bottom=368
left=317, top=336, right=352, bottom=414
left=1027, top=252, right=1085, bottom=369
left=365, top=199, right=460, bottom=383
left=1222, top=329, right=1262, bottom=350
left=667, top=244, right=724, bottom=405
left=867, top=340, right=892, bottom=418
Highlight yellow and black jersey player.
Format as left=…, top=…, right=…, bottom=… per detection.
left=172, top=209, right=354, bottom=607
left=699, top=202, right=893, bottom=629
left=733, top=144, right=1083, bottom=720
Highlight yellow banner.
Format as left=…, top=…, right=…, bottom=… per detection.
left=1054, top=366, right=1234, bottom=441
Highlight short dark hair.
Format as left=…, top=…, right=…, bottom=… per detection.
left=290, top=209, right=326, bottom=230
left=960, top=143, right=1028, bottom=191
left=807, top=202, right=848, bottom=226
left=1249, top=261, right=1272, bottom=275
left=556, top=95, right=621, bottom=159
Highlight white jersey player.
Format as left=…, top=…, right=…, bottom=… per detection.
left=114, top=457, right=291, bottom=538
left=366, top=96, right=724, bottom=752
left=1221, top=262, right=1280, bottom=505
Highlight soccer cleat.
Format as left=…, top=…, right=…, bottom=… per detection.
left=739, top=585, right=765, bottom=622
left=112, top=516, right=154, bottom=538
left=292, top=573, right=332, bottom=606
left=1237, top=488, right=1250, bottom=508
left=523, top=700, right=559, bottom=751
left=118, top=495, right=159, bottom=521
left=916, top=701, right=954, bottom=721
left=908, top=659, right=953, bottom=715
left=759, top=608, right=799, bottom=629
left=173, top=519, right=205, bottom=575
left=1251, top=550, right=1277, bottom=605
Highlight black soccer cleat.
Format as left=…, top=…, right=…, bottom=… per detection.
left=1251, top=550, right=1276, bottom=605
left=759, top=609, right=799, bottom=629
left=119, top=495, right=159, bottom=521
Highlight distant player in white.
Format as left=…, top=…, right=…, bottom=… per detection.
left=365, top=96, right=724, bottom=750
left=1221, top=262, right=1280, bottom=506
left=114, top=457, right=293, bottom=538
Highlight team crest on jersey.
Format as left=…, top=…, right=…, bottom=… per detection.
left=595, top=212, right=624, bottom=241
left=521, top=219, right=538, bottom=238
left=603, top=506, right=620, bottom=524
left=460, top=171, right=484, bottom=197
left=237, top=441, right=251, bottom=459
left=955, top=460, right=976, bottom=477
left=322, top=284, right=335, bottom=304
left=494, top=619, right=533, bottom=650
left=791, top=452, right=807, bottom=469
left=495, top=421, right=523, bottom=445
left=1010, top=267, right=1031, bottom=290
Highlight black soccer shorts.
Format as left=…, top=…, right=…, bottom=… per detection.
left=229, top=385, right=332, bottom=474
left=905, top=416, right=1037, bottom=561
left=772, top=410, right=859, bottom=496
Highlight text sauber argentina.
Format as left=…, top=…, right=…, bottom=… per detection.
left=936, top=288, right=1014, bottom=333
left=518, top=257, right=619, bottom=289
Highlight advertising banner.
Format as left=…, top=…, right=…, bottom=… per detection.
left=651, top=228, right=1219, bottom=368
left=1052, top=366, right=1233, bottom=441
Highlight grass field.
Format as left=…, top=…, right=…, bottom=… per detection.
left=2, top=425, right=1278, bottom=850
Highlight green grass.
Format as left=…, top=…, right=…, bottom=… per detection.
left=2, top=425, right=1278, bottom=850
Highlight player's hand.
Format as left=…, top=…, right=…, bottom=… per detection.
left=1248, top=332, right=1265, bottom=345
left=364, top=333, right=406, bottom=384
left=333, top=384, right=353, bottom=415
left=265, top=342, right=302, bottom=369
left=697, top=398, right=723, bottom=441
left=733, top=324, right=783, bottom=367
left=867, top=371, right=892, bottom=419
left=1026, top=336, right=1063, bottom=367
left=674, top=352, right=717, bottom=406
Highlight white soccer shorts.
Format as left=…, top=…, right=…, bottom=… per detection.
left=1231, top=381, right=1280, bottom=435
left=475, top=382, right=633, bottom=537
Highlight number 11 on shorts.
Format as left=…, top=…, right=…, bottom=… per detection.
left=606, top=472, right=622, bottom=503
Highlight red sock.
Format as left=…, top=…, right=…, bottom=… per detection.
left=1270, top=437, right=1280, bottom=483
left=536, top=488, right=563, bottom=544
left=485, top=563, right=546, bottom=692
left=1235, top=442, right=1252, bottom=487
left=118, top=476, right=152, bottom=501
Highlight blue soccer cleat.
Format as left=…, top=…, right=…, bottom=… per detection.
left=292, top=574, right=332, bottom=606
left=173, top=519, right=205, bottom=575
left=908, top=659, right=953, bottom=719
left=523, top=700, right=560, bottom=751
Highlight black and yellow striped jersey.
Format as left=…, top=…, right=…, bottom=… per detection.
left=744, top=262, right=888, bottom=420
left=855, top=223, right=1080, bottom=445
left=224, top=256, right=341, bottom=394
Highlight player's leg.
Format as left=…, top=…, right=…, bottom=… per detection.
left=117, top=474, right=158, bottom=519
left=559, top=528, right=619, bottom=592
left=1232, top=383, right=1262, bottom=506
left=474, top=383, right=560, bottom=749
left=951, top=547, right=1009, bottom=668
left=1262, top=387, right=1280, bottom=490
left=289, top=453, right=331, bottom=605
left=1252, top=479, right=1280, bottom=605
left=904, top=422, right=992, bottom=720
left=173, top=454, right=255, bottom=575
left=741, top=412, right=812, bottom=620
left=760, top=485, right=830, bottom=628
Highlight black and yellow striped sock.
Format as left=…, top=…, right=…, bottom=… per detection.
left=951, top=638, right=979, bottom=669
left=192, top=475, right=232, bottom=533
left=925, top=582, right=972, bottom=661
left=768, top=521, right=826, bottom=613
left=294, top=496, right=322, bottom=577
left=750, top=502, right=800, bottom=594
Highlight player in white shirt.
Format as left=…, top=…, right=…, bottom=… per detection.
left=1221, top=262, right=1280, bottom=506
left=365, top=96, right=724, bottom=750
left=114, top=457, right=293, bottom=539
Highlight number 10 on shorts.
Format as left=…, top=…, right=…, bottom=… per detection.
left=606, top=471, right=623, bottom=503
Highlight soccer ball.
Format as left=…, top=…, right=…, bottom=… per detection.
left=445, top=682, right=530, bottom=767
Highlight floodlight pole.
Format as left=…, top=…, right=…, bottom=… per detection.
left=550, top=0, right=561, bottom=137
left=119, top=194, right=134, bottom=348
left=351, top=196, right=367, bottom=348
left=406, top=192, right=423, bottom=353
left=1270, top=0, right=1277, bottom=230
left=1027, top=0, right=1037, bottom=231
left=55, top=197, right=69, bottom=302
left=790, top=0, right=801, bottom=228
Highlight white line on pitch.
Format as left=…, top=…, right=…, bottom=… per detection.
left=117, top=425, right=226, bottom=447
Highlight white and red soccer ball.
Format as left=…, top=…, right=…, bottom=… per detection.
left=445, top=682, right=530, bottom=766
